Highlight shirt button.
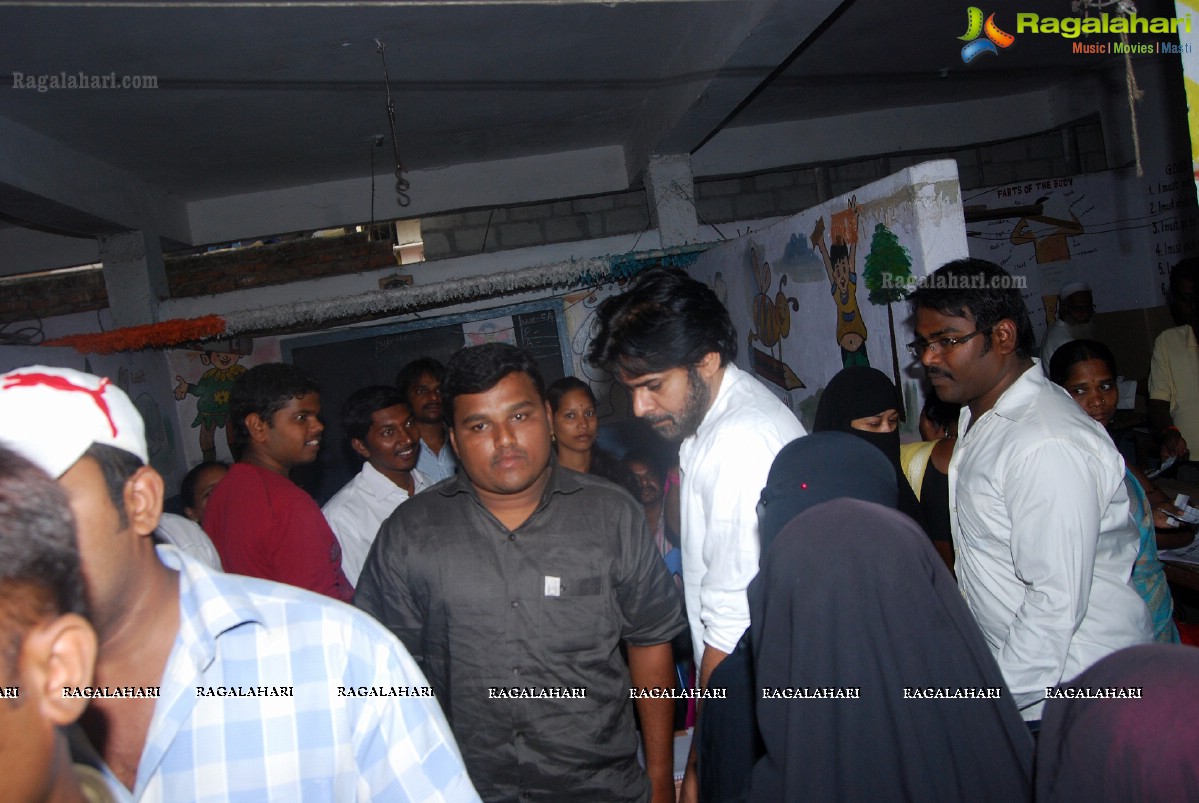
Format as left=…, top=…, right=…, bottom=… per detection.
left=508, top=533, right=516, bottom=541
left=513, top=667, right=520, bottom=676
left=515, top=731, right=524, bottom=739
left=511, top=600, right=519, bottom=608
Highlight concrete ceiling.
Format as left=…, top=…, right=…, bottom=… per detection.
left=0, top=0, right=1176, bottom=273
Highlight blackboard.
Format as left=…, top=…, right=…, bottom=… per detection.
left=280, top=299, right=571, bottom=503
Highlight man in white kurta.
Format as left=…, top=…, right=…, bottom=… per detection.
left=676, top=362, right=806, bottom=663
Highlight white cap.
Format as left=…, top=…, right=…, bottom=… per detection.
left=1058, top=281, right=1091, bottom=299
left=0, top=365, right=148, bottom=478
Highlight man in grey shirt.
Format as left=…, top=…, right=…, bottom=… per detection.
left=357, top=343, right=686, bottom=803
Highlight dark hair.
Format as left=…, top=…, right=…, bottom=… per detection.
left=587, top=267, right=737, bottom=376
left=1170, top=257, right=1199, bottom=293
left=0, top=445, right=87, bottom=680
left=343, top=385, right=409, bottom=442
left=1049, top=339, right=1117, bottom=386
left=545, top=377, right=597, bottom=413
left=442, top=344, right=545, bottom=426
left=180, top=460, right=229, bottom=510
left=909, top=258, right=1036, bottom=358
left=829, top=243, right=850, bottom=265
left=84, top=442, right=144, bottom=530
left=228, top=363, right=320, bottom=446
left=921, top=392, right=961, bottom=432
left=622, top=445, right=666, bottom=481
left=396, top=357, right=446, bottom=397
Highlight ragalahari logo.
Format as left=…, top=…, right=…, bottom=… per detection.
left=959, top=7, right=1016, bottom=63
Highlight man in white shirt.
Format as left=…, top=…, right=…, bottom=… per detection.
left=397, top=358, right=457, bottom=483
left=589, top=268, right=805, bottom=798
left=1039, top=280, right=1094, bottom=374
left=910, top=259, right=1151, bottom=724
left=323, top=385, right=429, bottom=585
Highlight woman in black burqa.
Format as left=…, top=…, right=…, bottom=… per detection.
left=812, top=365, right=927, bottom=532
left=1036, top=643, right=1199, bottom=802
left=746, top=498, right=1033, bottom=802
left=698, top=431, right=897, bottom=802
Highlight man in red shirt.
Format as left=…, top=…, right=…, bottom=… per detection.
left=204, top=362, right=352, bottom=601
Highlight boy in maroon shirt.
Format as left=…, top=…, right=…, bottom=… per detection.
left=204, top=363, right=352, bottom=601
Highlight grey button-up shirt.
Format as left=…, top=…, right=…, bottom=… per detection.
left=355, top=462, right=686, bottom=803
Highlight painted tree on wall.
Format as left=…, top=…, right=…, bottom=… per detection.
left=863, top=223, right=913, bottom=392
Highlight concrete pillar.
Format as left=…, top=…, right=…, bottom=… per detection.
left=99, top=230, right=167, bottom=327
left=645, top=155, right=699, bottom=247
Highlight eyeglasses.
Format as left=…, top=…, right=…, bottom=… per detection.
left=906, top=329, right=988, bottom=359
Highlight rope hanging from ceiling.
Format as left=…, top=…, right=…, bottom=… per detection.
left=1072, top=0, right=1145, bottom=176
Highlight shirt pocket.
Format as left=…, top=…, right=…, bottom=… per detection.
left=538, top=575, right=616, bottom=653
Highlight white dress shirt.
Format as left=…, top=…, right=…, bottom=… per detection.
left=416, top=437, right=457, bottom=483
left=323, top=462, right=430, bottom=585
left=155, top=512, right=223, bottom=571
left=678, top=362, right=806, bottom=663
left=949, top=361, right=1152, bottom=720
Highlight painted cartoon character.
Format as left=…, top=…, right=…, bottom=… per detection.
left=748, top=245, right=799, bottom=357
left=747, top=245, right=805, bottom=391
left=174, top=340, right=251, bottom=461
left=812, top=197, right=870, bottom=367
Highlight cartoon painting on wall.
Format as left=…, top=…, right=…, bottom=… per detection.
left=683, top=160, right=969, bottom=433
left=747, top=245, right=803, bottom=390
left=811, top=197, right=869, bottom=368
left=862, top=223, right=916, bottom=389
left=173, top=338, right=252, bottom=461
left=168, top=336, right=281, bottom=466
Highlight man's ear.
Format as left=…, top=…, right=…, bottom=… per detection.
left=23, top=613, right=98, bottom=725
left=350, top=438, right=371, bottom=461
left=124, top=466, right=165, bottom=538
left=544, top=401, right=555, bottom=436
left=245, top=412, right=270, bottom=444
left=991, top=319, right=1019, bottom=356
left=695, top=351, right=722, bottom=381
left=448, top=427, right=459, bottom=458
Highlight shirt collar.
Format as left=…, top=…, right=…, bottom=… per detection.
left=985, top=360, right=1046, bottom=423
left=692, top=361, right=741, bottom=442
left=434, top=455, right=582, bottom=505
left=360, top=460, right=424, bottom=499
left=157, top=544, right=265, bottom=665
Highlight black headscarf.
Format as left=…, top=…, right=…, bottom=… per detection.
left=748, top=499, right=1033, bottom=802
left=813, top=366, right=926, bottom=530
left=697, top=433, right=898, bottom=803
left=1037, top=644, right=1199, bottom=802
left=756, top=431, right=896, bottom=554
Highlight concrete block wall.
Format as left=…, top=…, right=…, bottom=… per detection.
left=0, top=117, right=1108, bottom=324
left=417, top=188, right=650, bottom=261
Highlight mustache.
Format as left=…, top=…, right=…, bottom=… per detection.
left=925, top=366, right=954, bottom=381
left=491, top=448, right=527, bottom=465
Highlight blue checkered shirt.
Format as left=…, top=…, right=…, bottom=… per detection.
left=73, top=545, right=480, bottom=802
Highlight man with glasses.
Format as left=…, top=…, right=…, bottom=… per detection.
left=910, top=259, right=1150, bottom=729
left=1039, top=281, right=1095, bottom=374
left=1150, top=258, right=1199, bottom=461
